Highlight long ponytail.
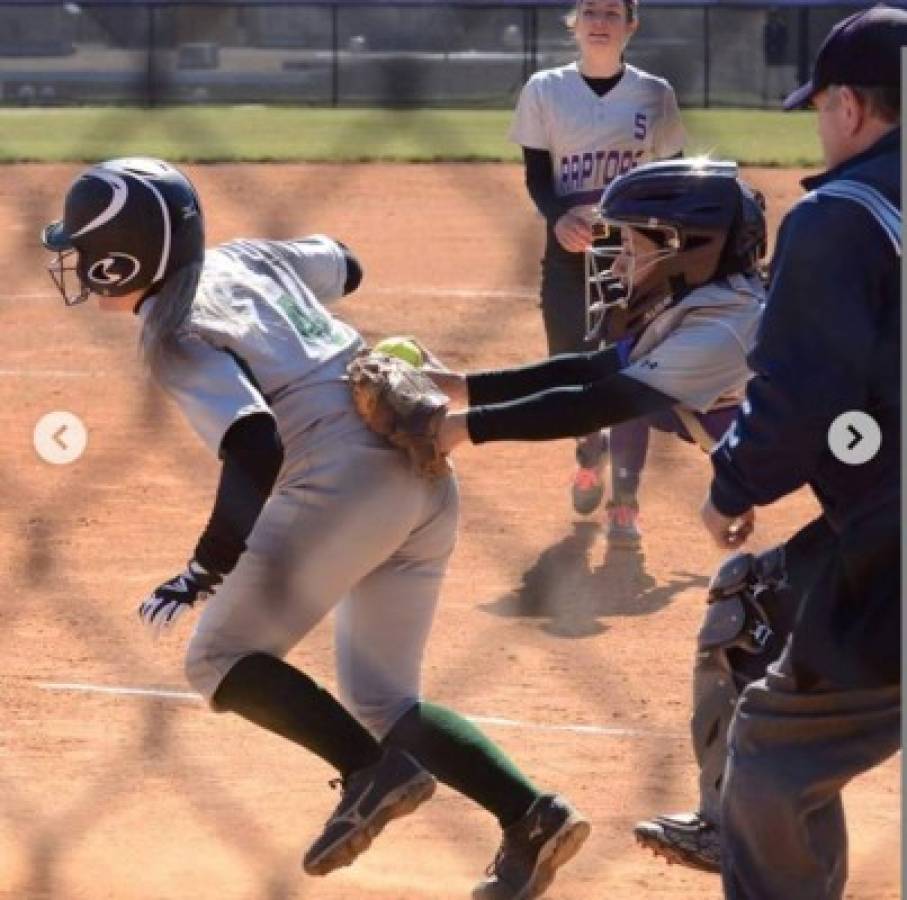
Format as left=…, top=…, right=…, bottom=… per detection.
left=140, top=254, right=258, bottom=375
left=140, top=262, right=203, bottom=376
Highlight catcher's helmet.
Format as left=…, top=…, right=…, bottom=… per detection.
left=42, top=157, right=204, bottom=306
left=585, top=158, right=766, bottom=344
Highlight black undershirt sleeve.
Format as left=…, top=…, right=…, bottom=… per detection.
left=467, top=347, right=622, bottom=406
left=467, top=372, right=675, bottom=444
left=337, top=241, right=363, bottom=295
left=523, top=147, right=567, bottom=226
left=193, top=412, right=284, bottom=576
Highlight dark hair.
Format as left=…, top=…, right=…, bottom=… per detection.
left=851, top=84, right=900, bottom=123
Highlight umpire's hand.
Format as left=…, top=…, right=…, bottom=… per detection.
left=700, top=497, right=755, bottom=549
left=138, top=560, right=222, bottom=639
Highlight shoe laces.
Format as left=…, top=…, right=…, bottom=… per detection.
left=609, top=504, right=638, bottom=528
left=573, top=468, right=601, bottom=491
left=484, top=838, right=509, bottom=877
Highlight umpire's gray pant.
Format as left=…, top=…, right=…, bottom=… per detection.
left=720, top=656, right=900, bottom=899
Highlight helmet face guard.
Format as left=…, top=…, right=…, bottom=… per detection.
left=584, top=224, right=680, bottom=344
left=45, top=244, right=91, bottom=306
left=583, top=158, right=765, bottom=345
left=42, top=157, right=204, bottom=309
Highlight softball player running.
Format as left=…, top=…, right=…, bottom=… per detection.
left=510, top=0, right=686, bottom=546
left=429, top=160, right=765, bottom=501
left=43, top=158, right=589, bottom=899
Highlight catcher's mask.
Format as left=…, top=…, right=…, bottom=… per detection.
left=585, top=158, right=766, bottom=345
left=42, top=157, right=205, bottom=307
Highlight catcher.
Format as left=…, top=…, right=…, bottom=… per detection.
left=43, top=157, right=589, bottom=899
left=427, top=159, right=766, bottom=505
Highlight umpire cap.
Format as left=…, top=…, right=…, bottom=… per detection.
left=783, top=4, right=907, bottom=110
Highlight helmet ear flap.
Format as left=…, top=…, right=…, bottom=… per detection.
left=732, top=183, right=767, bottom=271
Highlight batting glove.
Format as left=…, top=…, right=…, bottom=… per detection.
left=138, top=560, right=222, bottom=639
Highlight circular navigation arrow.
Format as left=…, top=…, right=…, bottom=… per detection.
left=828, top=411, right=881, bottom=466
left=34, top=411, right=87, bottom=465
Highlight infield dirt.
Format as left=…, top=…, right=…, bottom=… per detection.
left=0, top=164, right=898, bottom=899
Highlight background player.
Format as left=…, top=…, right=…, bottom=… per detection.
left=42, top=157, right=590, bottom=900
left=509, top=0, right=686, bottom=546
left=428, top=160, right=764, bottom=503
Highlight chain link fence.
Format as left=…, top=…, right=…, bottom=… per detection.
left=0, top=1, right=897, bottom=108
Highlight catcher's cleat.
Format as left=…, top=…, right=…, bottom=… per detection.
left=572, top=465, right=605, bottom=516
left=472, top=794, right=591, bottom=899
left=303, top=748, right=436, bottom=877
left=633, top=811, right=722, bottom=874
left=605, top=499, right=642, bottom=549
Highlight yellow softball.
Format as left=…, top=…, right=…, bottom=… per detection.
left=374, top=336, right=424, bottom=368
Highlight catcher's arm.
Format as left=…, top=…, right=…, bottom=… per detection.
left=424, top=346, right=621, bottom=410
left=440, top=372, right=674, bottom=450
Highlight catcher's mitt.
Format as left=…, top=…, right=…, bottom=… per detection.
left=346, top=348, right=451, bottom=478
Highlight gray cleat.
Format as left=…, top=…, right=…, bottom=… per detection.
left=572, top=465, right=605, bottom=516
left=634, top=811, right=722, bottom=873
left=303, top=747, right=436, bottom=877
left=605, top=499, right=642, bottom=549
left=473, top=794, right=591, bottom=899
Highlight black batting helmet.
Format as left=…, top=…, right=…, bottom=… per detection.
left=42, top=157, right=204, bottom=306
left=585, top=158, right=766, bottom=344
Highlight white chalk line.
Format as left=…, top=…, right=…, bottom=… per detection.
left=0, top=284, right=535, bottom=379
left=2, top=286, right=537, bottom=304
left=38, top=680, right=677, bottom=740
left=0, top=368, right=115, bottom=378
left=370, top=286, right=536, bottom=301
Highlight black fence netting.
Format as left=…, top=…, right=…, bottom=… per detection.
left=0, top=1, right=893, bottom=107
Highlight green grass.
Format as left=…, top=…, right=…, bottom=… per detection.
left=0, top=106, right=821, bottom=166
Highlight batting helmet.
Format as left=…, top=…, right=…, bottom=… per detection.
left=585, top=158, right=766, bottom=344
left=42, top=157, right=204, bottom=306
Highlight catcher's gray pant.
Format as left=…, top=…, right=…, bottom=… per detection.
left=721, top=656, right=900, bottom=900
left=185, top=416, right=459, bottom=739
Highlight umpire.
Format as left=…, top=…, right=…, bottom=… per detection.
left=699, top=6, right=904, bottom=898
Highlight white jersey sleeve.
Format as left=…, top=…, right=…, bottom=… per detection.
left=509, top=74, right=549, bottom=149
left=236, top=235, right=349, bottom=306
left=652, top=85, right=686, bottom=159
left=156, top=331, right=271, bottom=456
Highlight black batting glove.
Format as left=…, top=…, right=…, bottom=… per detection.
left=137, top=560, right=222, bottom=640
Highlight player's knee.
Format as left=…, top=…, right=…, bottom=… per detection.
left=184, top=635, right=236, bottom=706
left=344, top=690, right=419, bottom=741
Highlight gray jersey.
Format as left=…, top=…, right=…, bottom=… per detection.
left=509, top=63, right=686, bottom=213
left=622, top=273, right=765, bottom=413
left=142, top=235, right=363, bottom=458
left=155, top=239, right=461, bottom=735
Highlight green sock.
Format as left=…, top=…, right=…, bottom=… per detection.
left=383, top=701, right=540, bottom=828
left=212, top=653, right=382, bottom=776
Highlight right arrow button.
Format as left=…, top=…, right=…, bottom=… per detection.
left=829, top=411, right=881, bottom=465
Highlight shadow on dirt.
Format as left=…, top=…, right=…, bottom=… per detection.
left=479, top=522, right=709, bottom=638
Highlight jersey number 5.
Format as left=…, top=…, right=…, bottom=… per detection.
left=634, top=113, right=647, bottom=140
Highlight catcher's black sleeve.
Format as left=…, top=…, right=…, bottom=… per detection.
left=193, top=412, right=284, bottom=576
left=467, top=347, right=622, bottom=406
left=467, top=372, right=674, bottom=444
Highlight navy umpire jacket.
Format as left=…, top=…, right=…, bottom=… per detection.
left=709, top=127, right=900, bottom=688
